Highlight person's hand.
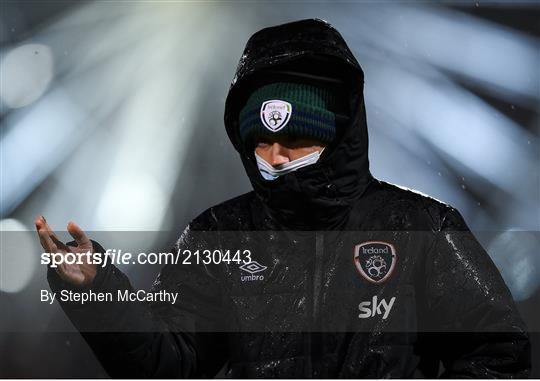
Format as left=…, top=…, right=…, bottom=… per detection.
left=35, top=216, right=97, bottom=287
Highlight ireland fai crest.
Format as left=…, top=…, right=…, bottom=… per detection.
left=260, top=99, right=292, bottom=132
left=354, top=241, right=397, bottom=284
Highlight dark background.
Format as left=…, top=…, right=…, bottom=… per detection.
left=0, top=0, right=538, bottom=377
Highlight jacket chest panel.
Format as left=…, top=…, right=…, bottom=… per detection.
left=221, top=232, right=420, bottom=333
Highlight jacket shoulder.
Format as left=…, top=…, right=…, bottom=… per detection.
left=365, top=180, right=463, bottom=231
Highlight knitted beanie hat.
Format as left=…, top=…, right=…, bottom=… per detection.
left=239, top=82, right=337, bottom=147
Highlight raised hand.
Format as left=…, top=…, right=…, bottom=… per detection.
left=35, top=216, right=97, bottom=287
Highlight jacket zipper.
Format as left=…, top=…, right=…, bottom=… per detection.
left=307, top=232, right=324, bottom=377
left=313, top=232, right=324, bottom=321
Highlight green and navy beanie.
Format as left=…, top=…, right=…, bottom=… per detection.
left=239, top=82, right=337, bottom=147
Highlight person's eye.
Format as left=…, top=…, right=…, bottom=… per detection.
left=287, top=138, right=305, bottom=149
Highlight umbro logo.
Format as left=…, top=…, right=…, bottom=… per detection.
left=240, top=261, right=267, bottom=282
left=240, top=261, right=267, bottom=274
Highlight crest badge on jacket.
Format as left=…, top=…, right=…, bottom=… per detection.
left=354, top=241, right=397, bottom=283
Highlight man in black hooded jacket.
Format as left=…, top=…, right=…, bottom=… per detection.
left=37, top=19, right=530, bottom=378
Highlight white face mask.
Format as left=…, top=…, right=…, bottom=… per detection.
left=254, top=148, right=325, bottom=181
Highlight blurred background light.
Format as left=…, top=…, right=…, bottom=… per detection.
left=0, top=218, right=37, bottom=293
left=488, top=229, right=540, bottom=301
left=96, top=171, right=167, bottom=231
left=0, top=43, right=54, bottom=109
left=1, top=87, right=88, bottom=217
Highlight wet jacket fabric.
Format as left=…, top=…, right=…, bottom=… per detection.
left=48, top=19, right=530, bottom=378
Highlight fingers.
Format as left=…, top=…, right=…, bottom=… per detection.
left=37, top=226, right=58, bottom=253
left=34, top=215, right=45, bottom=231
left=67, top=221, right=91, bottom=248
left=34, top=215, right=69, bottom=252
left=35, top=215, right=51, bottom=251
left=35, top=215, right=58, bottom=238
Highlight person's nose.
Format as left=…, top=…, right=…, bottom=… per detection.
left=267, top=143, right=290, bottom=167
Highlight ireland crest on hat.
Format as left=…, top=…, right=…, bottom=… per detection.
left=260, top=99, right=292, bottom=132
left=353, top=241, right=397, bottom=284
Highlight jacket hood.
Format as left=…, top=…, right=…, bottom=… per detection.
left=224, top=18, right=373, bottom=230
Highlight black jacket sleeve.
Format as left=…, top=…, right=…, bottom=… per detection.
left=421, top=207, right=530, bottom=378
left=47, top=220, right=228, bottom=378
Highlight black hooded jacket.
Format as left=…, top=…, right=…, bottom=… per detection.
left=48, top=19, right=530, bottom=378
